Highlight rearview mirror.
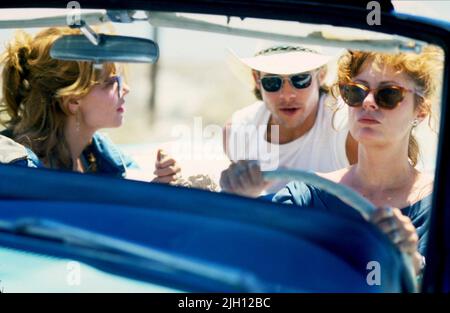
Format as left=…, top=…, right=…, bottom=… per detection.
left=50, top=34, right=159, bottom=63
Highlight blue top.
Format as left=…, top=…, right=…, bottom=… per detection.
left=271, top=181, right=432, bottom=256
left=5, top=133, right=138, bottom=178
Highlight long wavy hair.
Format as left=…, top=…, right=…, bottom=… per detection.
left=0, top=27, right=117, bottom=169
left=333, top=46, right=443, bottom=166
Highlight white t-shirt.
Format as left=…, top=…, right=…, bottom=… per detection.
left=227, top=94, right=350, bottom=194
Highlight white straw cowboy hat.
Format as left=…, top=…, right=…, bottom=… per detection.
left=227, top=42, right=340, bottom=88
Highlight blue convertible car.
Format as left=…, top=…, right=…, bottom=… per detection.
left=0, top=0, right=449, bottom=293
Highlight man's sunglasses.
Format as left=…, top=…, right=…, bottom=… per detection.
left=259, top=73, right=312, bottom=92
left=339, top=82, right=423, bottom=110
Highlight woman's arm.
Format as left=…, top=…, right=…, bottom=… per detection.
left=370, top=207, right=423, bottom=275
left=152, top=149, right=181, bottom=184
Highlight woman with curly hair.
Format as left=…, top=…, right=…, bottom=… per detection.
left=0, top=27, right=179, bottom=182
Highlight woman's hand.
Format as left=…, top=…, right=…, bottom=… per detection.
left=219, top=160, right=269, bottom=197
left=152, top=149, right=181, bottom=184
left=370, top=207, right=423, bottom=274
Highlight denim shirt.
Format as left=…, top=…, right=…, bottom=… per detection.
left=1, top=133, right=138, bottom=178
left=83, top=133, right=138, bottom=178
left=272, top=181, right=432, bottom=256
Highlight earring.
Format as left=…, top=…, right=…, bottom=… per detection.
left=411, top=119, right=419, bottom=127
left=75, top=111, right=80, bottom=132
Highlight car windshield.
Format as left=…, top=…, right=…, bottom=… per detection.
left=0, top=9, right=441, bottom=179
left=0, top=4, right=447, bottom=293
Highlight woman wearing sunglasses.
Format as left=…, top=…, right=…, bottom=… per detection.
left=0, top=27, right=179, bottom=182
left=222, top=46, right=442, bottom=275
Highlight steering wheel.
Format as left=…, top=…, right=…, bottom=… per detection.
left=261, top=169, right=418, bottom=293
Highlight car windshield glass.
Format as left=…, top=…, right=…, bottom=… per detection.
left=0, top=5, right=446, bottom=293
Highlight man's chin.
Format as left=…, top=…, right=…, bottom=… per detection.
left=279, top=118, right=307, bottom=130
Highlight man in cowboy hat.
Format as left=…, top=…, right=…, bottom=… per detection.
left=221, top=44, right=357, bottom=196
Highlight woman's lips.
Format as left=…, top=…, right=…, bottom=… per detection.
left=117, top=106, right=125, bottom=113
left=358, top=117, right=380, bottom=124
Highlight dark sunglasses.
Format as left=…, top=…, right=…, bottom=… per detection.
left=339, top=82, right=422, bottom=110
left=259, top=73, right=312, bottom=92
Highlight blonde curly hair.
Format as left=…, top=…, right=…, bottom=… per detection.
left=0, top=27, right=117, bottom=169
left=334, top=46, right=444, bottom=166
